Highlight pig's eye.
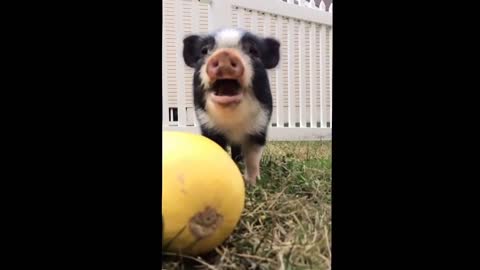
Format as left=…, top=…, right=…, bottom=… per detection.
left=249, top=47, right=258, bottom=57
left=201, top=47, right=209, bottom=55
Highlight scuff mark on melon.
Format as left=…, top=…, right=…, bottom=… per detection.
left=189, top=206, right=223, bottom=239
left=178, top=174, right=187, bottom=194
left=177, top=173, right=185, bottom=184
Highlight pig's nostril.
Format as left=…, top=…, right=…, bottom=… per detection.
left=231, top=61, right=237, bottom=68
left=212, top=61, right=219, bottom=68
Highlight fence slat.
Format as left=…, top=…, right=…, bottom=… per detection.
left=191, top=0, right=200, bottom=127
left=287, top=18, right=295, bottom=127
left=162, top=2, right=169, bottom=126
left=319, top=0, right=326, bottom=11
left=309, top=23, right=317, bottom=127
left=175, top=0, right=186, bottom=126
left=275, top=15, right=284, bottom=128
left=329, top=27, right=332, bottom=127
left=262, top=13, right=275, bottom=127
left=237, top=7, right=245, bottom=28
left=319, top=24, right=326, bottom=127
left=263, top=12, right=271, bottom=36
left=251, top=9, right=258, bottom=33
left=208, top=0, right=232, bottom=31
left=299, top=21, right=306, bottom=127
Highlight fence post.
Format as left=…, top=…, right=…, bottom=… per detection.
left=162, top=2, right=169, bottom=126
left=207, top=0, right=232, bottom=31
left=329, top=5, right=333, bottom=127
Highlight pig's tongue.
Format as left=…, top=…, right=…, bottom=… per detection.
left=211, top=80, right=242, bottom=105
left=213, top=80, right=240, bottom=96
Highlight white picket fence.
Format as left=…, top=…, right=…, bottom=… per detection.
left=162, top=0, right=332, bottom=140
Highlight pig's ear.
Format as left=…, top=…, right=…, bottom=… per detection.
left=183, top=35, right=201, bottom=68
left=261, top=37, right=280, bottom=69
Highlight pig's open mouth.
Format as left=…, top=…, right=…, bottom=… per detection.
left=209, top=79, right=243, bottom=105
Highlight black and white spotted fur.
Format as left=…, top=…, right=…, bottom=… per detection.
left=182, top=28, right=280, bottom=185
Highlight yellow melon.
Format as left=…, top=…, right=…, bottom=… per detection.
left=162, top=131, right=245, bottom=256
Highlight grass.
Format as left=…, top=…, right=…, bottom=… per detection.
left=162, top=141, right=332, bottom=270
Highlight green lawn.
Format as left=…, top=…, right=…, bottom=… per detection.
left=163, top=141, right=332, bottom=270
